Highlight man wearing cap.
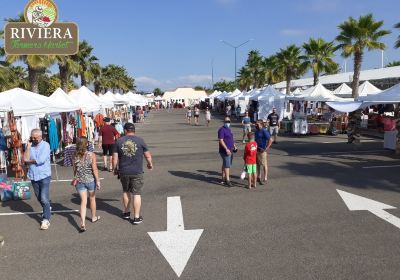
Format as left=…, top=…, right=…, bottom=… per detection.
left=112, top=123, right=153, bottom=224
left=218, top=117, right=237, bottom=187
left=267, top=108, right=280, bottom=144
left=98, top=117, right=120, bottom=172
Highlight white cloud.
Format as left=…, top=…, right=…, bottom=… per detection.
left=135, top=74, right=216, bottom=91
left=280, top=29, right=308, bottom=37
left=179, top=74, right=212, bottom=84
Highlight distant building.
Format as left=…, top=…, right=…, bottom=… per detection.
left=273, top=66, right=400, bottom=91
left=162, top=87, right=208, bottom=106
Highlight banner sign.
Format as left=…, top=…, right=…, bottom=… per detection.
left=4, top=0, right=79, bottom=55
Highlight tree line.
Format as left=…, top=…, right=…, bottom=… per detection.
left=214, top=14, right=400, bottom=99
left=0, top=14, right=135, bottom=96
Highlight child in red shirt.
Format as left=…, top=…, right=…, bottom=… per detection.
left=243, top=132, right=257, bottom=189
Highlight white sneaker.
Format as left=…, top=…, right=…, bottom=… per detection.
left=40, top=220, right=50, bottom=230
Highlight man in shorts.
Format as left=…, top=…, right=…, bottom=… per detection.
left=218, top=117, right=237, bottom=187
left=255, top=120, right=273, bottom=185
left=112, top=123, right=153, bottom=224
left=242, top=111, right=252, bottom=143
left=267, top=108, right=280, bottom=144
left=98, top=118, right=119, bottom=171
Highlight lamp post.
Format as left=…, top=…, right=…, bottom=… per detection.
left=220, top=39, right=253, bottom=83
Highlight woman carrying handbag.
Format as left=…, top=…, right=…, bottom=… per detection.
left=72, top=137, right=101, bottom=232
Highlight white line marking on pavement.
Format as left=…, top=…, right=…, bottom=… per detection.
left=148, top=196, right=203, bottom=278
left=0, top=210, right=78, bottom=216
left=337, top=189, right=400, bottom=230
left=362, top=165, right=400, bottom=169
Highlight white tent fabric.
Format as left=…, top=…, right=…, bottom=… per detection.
left=0, top=88, right=49, bottom=116
left=358, top=82, right=400, bottom=103
left=358, top=81, right=381, bottom=97
left=257, top=86, right=287, bottom=121
left=100, top=91, right=118, bottom=104
left=226, top=89, right=244, bottom=101
left=333, top=83, right=352, bottom=97
left=126, top=91, right=148, bottom=106
left=288, top=83, right=347, bottom=102
left=0, top=88, right=81, bottom=116
left=162, top=88, right=208, bottom=105
left=326, top=101, right=363, bottom=113
left=69, top=86, right=112, bottom=112
left=250, top=86, right=284, bottom=101
left=49, top=88, right=80, bottom=112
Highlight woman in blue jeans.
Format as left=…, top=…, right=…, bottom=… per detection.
left=73, top=137, right=101, bottom=232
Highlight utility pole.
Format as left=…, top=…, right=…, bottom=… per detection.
left=220, top=39, right=253, bottom=83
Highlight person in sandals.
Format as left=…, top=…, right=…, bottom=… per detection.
left=73, top=137, right=101, bottom=232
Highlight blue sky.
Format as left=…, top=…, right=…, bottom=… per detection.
left=2, top=0, right=400, bottom=91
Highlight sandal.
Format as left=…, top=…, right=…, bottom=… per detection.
left=92, top=216, right=101, bottom=223
left=80, top=225, right=86, bottom=232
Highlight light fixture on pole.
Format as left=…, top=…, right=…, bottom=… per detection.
left=220, top=39, right=254, bottom=83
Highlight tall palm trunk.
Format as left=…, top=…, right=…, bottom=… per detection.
left=80, top=71, right=87, bottom=86
left=285, top=69, right=291, bottom=95
left=313, top=68, right=319, bottom=86
left=28, top=65, right=39, bottom=93
left=352, top=51, right=363, bottom=99
left=59, top=64, right=69, bottom=93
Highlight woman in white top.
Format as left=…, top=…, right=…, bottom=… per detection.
left=205, top=107, right=211, bottom=127
left=186, top=108, right=192, bottom=125
left=194, top=107, right=200, bottom=126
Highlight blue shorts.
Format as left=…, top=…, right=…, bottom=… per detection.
left=220, top=153, right=233, bottom=168
left=76, top=181, right=96, bottom=193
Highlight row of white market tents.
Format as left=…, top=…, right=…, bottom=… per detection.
left=0, top=86, right=149, bottom=116
left=209, top=81, right=388, bottom=120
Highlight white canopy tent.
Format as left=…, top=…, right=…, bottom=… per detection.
left=162, top=88, right=208, bottom=106
left=69, top=86, right=112, bottom=112
left=358, top=82, right=400, bottom=103
left=126, top=91, right=148, bottom=106
left=333, top=83, right=352, bottom=98
left=358, top=81, right=382, bottom=97
left=256, top=86, right=287, bottom=121
left=0, top=88, right=79, bottom=116
left=288, top=83, right=348, bottom=102
left=49, top=88, right=80, bottom=112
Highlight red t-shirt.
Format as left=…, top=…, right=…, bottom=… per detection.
left=244, top=141, right=257, bottom=164
left=100, top=125, right=119, bottom=144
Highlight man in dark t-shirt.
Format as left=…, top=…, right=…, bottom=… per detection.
left=267, top=108, right=280, bottom=144
left=112, top=123, right=153, bottom=225
left=98, top=118, right=119, bottom=171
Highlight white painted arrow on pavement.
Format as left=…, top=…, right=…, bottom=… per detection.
left=148, top=196, right=203, bottom=277
left=337, top=189, right=400, bottom=229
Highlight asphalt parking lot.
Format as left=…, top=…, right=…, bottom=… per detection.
left=1, top=110, right=400, bottom=280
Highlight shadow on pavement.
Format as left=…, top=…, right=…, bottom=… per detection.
left=169, top=170, right=245, bottom=188
left=71, top=193, right=121, bottom=220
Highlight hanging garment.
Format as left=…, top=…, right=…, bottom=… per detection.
left=0, top=129, right=7, bottom=151
left=20, top=116, right=40, bottom=144
left=86, top=117, right=95, bottom=142
left=48, top=118, right=59, bottom=152
left=94, top=113, right=104, bottom=128
left=78, top=114, right=87, bottom=137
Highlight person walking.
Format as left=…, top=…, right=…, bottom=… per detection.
left=267, top=108, right=280, bottom=144
left=186, top=107, right=192, bottom=125
left=236, top=105, right=241, bottom=120
left=73, top=137, right=101, bottom=232
left=98, top=117, right=120, bottom=172
left=255, top=120, right=273, bottom=185
left=243, top=132, right=258, bottom=189
left=242, top=111, right=252, bottom=143
left=205, top=107, right=211, bottom=127
left=218, top=117, right=237, bottom=187
left=23, top=129, right=52, bottom=230
left=112, top=123, right=153, bottom=224
left=194, top=106, right=200, bottom=126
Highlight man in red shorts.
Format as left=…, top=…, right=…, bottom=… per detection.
left=98, top=118, right=119, bottom=171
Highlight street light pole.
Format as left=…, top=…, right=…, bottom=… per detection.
left=220, top=39, right=253, bottom=83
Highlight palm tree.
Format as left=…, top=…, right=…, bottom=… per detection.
left=72, top=40, right=99, bottom=86
left=395, top=22, right=400, bottom=49
left=263, top=55, right=284, bottom=85
left=237, top=66, right=253, bottom=91
left=386, top=60, right=400, bottom=67
left=274, top=45, right=307, bottom=94
left=335, top=14, right=390, bottom=99
left=303, top=38, right=339, bottom=85
left=5, top=14, right=55, bottom=93
left=56, top=56, right=80, bottom=92
left=245, top=50, right=265, bottom=88
left=9, top=66, right=29, bottom=89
